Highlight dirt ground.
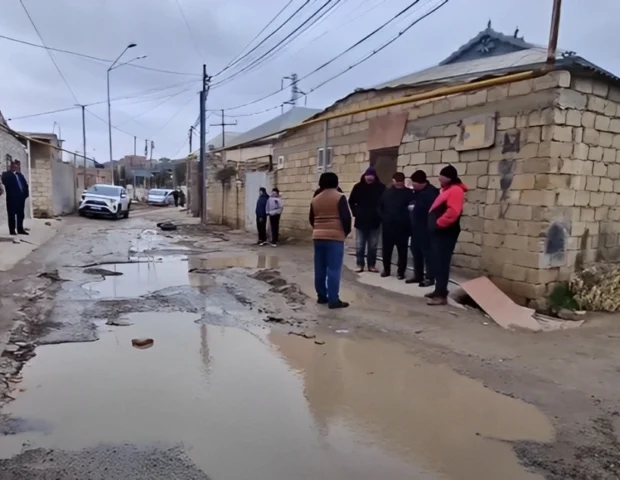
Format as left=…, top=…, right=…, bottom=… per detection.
left=1, top=207, right=620, bottom=479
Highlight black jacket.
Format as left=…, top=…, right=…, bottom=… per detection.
left=348, top=175, right=385, bottom=230
left=409, top=183, right=439, bottom=233
left=379, top=186, right=414, bottom=235
left=1, top=171, right=29, bottom=202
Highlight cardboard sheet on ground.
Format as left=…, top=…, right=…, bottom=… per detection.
left=461, top=277, right=542, bottom=332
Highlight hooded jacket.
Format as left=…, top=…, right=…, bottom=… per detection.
left=266, top=196, right=284, bottom=216
left=255, top=192, right=269, bottom=217
left=428, top=182, right=468, bottom=234
left=348, top=174, right=386, bottom=230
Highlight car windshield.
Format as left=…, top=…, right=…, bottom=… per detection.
left=86, top=185, right=120, bottom=197
left=149, top=189, right=168, bottom=195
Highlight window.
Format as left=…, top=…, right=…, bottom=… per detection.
left=277, top=155, right=285, bottom=170
left=317, top=147, right=333, bottom=172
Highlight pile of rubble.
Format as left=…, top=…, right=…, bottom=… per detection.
left=570, top=263, right=620, bottom=312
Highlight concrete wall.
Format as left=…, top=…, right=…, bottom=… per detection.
left=0, top=129, right=30, bottom=231
left=51, top=161, right=76, bottom=216
left=225, top=144, right=272, bottom=163
left=29, top=142, right=54, bottom=218
left=271, top=70, right=594, bottom=304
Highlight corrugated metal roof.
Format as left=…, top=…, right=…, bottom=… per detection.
left=207, top=131, right=241, bottom=150
left=222, top=107, right=321, bottom=150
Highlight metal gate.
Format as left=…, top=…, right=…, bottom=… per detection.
left=244, top=171, right=271, bottom=232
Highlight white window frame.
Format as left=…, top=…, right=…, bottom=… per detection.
left=277, top=155, right=285, bottom=170
left=317, top=147, right=333, bottom=172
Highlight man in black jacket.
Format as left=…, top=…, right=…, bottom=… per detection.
left=1, top=160, right=29, bottom=236
left=406, top=170, right=439, bottom=286
left=379, top=172, right=414, bottom=280
left=348, top=167, right=385, bottom=272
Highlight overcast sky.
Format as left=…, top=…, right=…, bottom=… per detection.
left=1, top=0, right=618, bottom=163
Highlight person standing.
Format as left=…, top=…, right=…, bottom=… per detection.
left=378, top=172, right=414, bottom=280
left=1, top=160, right=29, bottom=236
left=266, top=188, right=284, bottom=247
left=348, top=167, right=385, bottom=273
left=172, top=189, right=179, bottom=207
left=427, top=165, right=467, bottom=305
left=255, top=187, right=270, bottom=245
left=406, top=170, right=439, bottom=287
left=309, top=172, right=351, bottom=309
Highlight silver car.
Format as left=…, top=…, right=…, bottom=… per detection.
left=147, top=189, right=174, bottom=206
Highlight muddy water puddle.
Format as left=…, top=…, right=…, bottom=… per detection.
left=1, top=312, right=552, bottom=479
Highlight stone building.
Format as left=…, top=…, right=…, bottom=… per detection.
left=271, top=26, right=620, bottom=305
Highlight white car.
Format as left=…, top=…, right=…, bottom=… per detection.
left=78, top=184, right=131, bottom=219
left=147, top=188, right=174, bottom=206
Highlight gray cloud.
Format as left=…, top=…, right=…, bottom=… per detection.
left=1, top=0, right=618, bottom=162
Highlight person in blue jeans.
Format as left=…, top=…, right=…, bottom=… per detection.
left=309, top=172, right=352, bottom=309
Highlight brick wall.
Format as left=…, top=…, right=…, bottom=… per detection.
left=30, top=142, right=54, bottom=218
left=273, top=70, right=604, bottom=304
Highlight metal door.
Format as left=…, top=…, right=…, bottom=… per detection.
left=244, top=172, right=270, bottom=232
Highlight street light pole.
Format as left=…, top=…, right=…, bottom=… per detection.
left=107, top=43, right=137, bottom=185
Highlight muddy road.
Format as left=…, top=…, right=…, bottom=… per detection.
left=1, top=209, right=620, bottom=479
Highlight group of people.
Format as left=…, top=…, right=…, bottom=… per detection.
left=253, top=164, right=466, bottom=309
left=255, top=187, right=284, bottom=247
left=171, top=188, right=186, bottom=208
left=1, top=160, right=30, bottom=236
left=349, top=165, right=466, bottom=305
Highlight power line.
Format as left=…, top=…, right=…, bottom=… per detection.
left=116, top=86, right=197, bottom=127
left=85, top=108, right=139, bottom=138
left=218, top=0, right=297, bottom=76
left=212, top=0, right=348, bottom=89
left=212, top=0, right=341, bottom=87
left=0, top=33, right=201, bottom=77
left=19, top=0, right=80, bottom=103
left=213, top=0, right=313, bottom=77
left=151, top=90, right=198, bottom=137
left=174, top=0, right=206, bottom=59
left=212, top=0, right=435, bottom=112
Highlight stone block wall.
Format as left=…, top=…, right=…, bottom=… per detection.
left=273, top=70, right=609, bottom=304
left=30, top=142, right=54, bottom=218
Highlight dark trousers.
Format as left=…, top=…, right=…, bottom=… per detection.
left=410, top=231, right=434, bottom=281
left=314, top=240, right=344, bottom=304
left=431, top=231, right=459, bottom=298
left=257, top=216, right=267, bottom=242
left=174, top=197, right=179, bottom=207
left=382, top=230, right=409, bottom=276
left=269, top=214, right=281, bottom=243
left=6, top=198, right=25, bottom=234
left=355, top=228, right=380, bottom=268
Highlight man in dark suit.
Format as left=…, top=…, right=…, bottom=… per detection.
left=1, top=160, right=29, bottom=235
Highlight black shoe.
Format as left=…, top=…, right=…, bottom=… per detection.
left=380, top=271, right=391, bottom=278
left=328, top=301, right=349, bottom=310
left=419, top=279, right=435, bottom=287
left=405, top=277, right=423, bottom=284
left=317, top=298, right=328, bottom=305
left=424, top=291, right=437, bottom=299
left=17, top=230, right=28, bottom=236
left=355, top=266, right=364, bottom=273
left=397, top=274, right=405, bottom=280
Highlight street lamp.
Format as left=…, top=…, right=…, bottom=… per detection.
left=107, top=43, right=143, bottom=185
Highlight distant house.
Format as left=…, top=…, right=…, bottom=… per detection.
left=270, top=24, right=620, bottom=305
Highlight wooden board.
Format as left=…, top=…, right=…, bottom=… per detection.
left=461, top=277, right=542, bottom=332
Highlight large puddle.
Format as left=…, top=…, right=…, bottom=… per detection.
left=0, top=312, right=553, bottom=479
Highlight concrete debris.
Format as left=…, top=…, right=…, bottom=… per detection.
left=264, top=316, right=287, bottom=324
left=131, top=338, right=154, bottom=348
left=37, top=270, right=67, bottom=282
left=314, top=340, right=325, bottom=345
left=570, top=263, right=620, bottom=312
left=45, top=221, right=52, bottom=226
left=557, top=309, right=586, bottom=321
left=106, top=318, right=133, bottom=327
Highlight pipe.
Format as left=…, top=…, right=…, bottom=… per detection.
left=214, top=70, right=542, bottom=152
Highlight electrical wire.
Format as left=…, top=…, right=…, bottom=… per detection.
left=116, top=87, right=197, bottom=127
left=19, top=0, right=80, bottom=103
left=0, top=33, right=201, bottom=77
left=174, top=0, right=206, bottom=59
left=151, top=90, right=198, bottom=136
left=217, top=0, right=297, bottom=76
left=85, top=108, right=138, bottom=138
left=212, top=0, right=435, bottom=112
left=213, top=0, right=313, bottom=77
left=212, top=0, right=340, bottom=87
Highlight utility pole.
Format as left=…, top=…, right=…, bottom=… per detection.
left=199, top=64, right=211, bottom=223
left=210, top=110, right=237, bottom=148
left=281, top=73, right=305, bottom=112
left=546, top=0, right=562, bottom=66
left=189, top=126, right=194, bottom=153
left=144, top=139, right=149, bottom=189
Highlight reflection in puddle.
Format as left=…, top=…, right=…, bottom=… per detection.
left=0, top=313, right=551, bottom=479
left=82, top=255, right=279, bottom=299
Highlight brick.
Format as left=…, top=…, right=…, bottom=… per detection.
left=520, top=190, right=556, bottom=206
left=441, top=150, right=458, bottom=164
left=573, top=143, right=589, bottom=160
left=601, top=177, right=614, bottom=192
left=410, top=153, right=426, bottom=165
left=557, top=189, right=576, bottom=206
left=419, top=139, right=435, bottom=152
left=508, top=79, right=533, bottom=96
left=403, top=142, right=419, bottom=154
left=593, top=161, right=608, bottom=176
left=397, top=155, right=410, bottom=167
left=581, top=208, right=595, bottom=221
left=435, top=137, right=451, bottom=150
left=610, top=119, right=620, bottom=133
left=552, top=126, right=573, bottom=142
left=608, top=164, right=620, bottom=179
left=595, top=115, right=612, bottom=131
left=467, top=90, right=487, bottom=106
left=511, top=174, right=536, bottom=190
left=448, top=94, right=467, bottom=110
left=588, top=95, right=607, bottom=113
left=586, top=176, right=601, bottom=191
left=497, top=116, right=516, bottom=130
left=575, top=191, right=591, bottom=206
left=593, top=81, right=610, bottom=98
left=583, top=128, right=600, bottom=145
left=427, top=151, right=442, bottom=164
left=566, top=110, right=582, bottom=127
left=526, top=127, right=541, bottom=143
left=487, top=85, right=509, bottom=102
left=588, top=146, right=604, bottom=161
left=581, top=111, right=596, bottom=128
left=574, top=127, right=584, bottom=143
left=466, top=161, right=488, bottom=175
left=503, top=264, right=528, bottom=282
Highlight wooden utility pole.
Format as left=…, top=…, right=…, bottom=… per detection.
left=546, top=0, right=562, bottom=65
left=210, top=109, right=237, bottom=148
